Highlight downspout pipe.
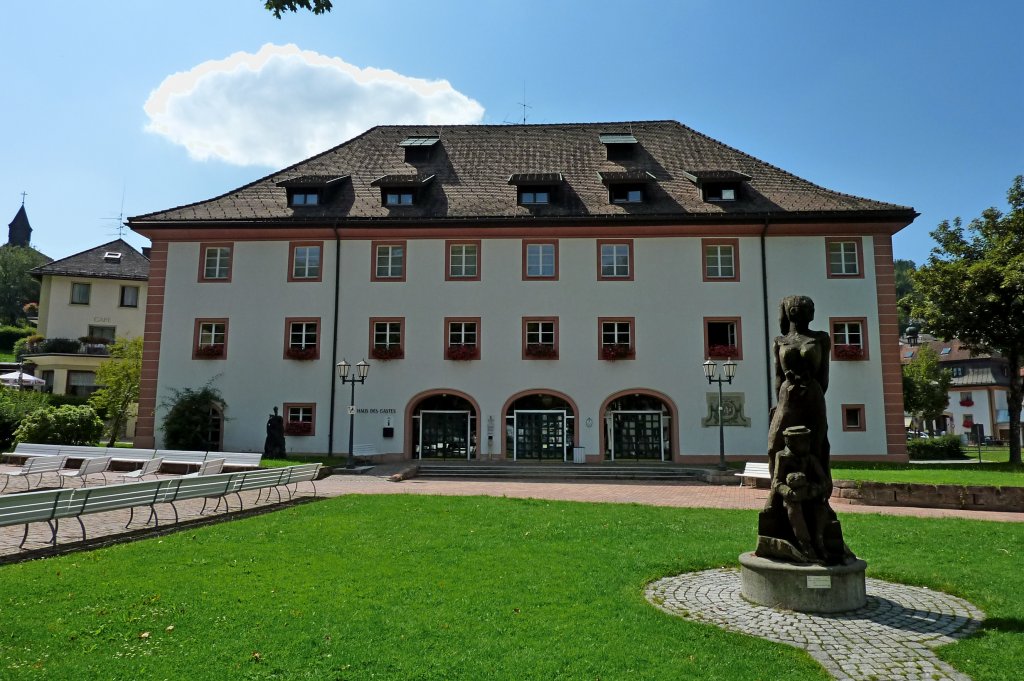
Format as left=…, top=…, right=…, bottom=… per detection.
left=327, top=224, right=342, bottom=455
left=760, top=216, right=773, bottom=411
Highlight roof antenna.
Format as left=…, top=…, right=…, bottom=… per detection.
left=518, top=82, right=532, bottom=124
left=101, top=184, right=128, bottom=238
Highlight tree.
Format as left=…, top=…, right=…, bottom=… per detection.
left=909, top=175, right=1024, bottom=464
left=901, top=346, right=951, bottom=435
left=160, top=384, right=226, bottom=451
left=0, top=246, right=47, bottom=325
left=88, top=337, right=143, bottom=447
left=894, top=259, right=916, bottom=334
left=265, top=0, right=332, bottom=18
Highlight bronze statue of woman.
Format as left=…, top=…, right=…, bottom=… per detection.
left=767, top=295, right=831, bottom=488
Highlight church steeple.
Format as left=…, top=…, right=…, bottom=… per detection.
left=7, top=198, right=32, bottom=247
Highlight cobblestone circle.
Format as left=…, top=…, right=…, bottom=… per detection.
left=646, top=569, right=985, bottom=681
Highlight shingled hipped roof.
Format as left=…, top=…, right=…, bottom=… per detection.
left=30, top=239, right=149, bottom=281
left=130, top=121, right=916, bottom=226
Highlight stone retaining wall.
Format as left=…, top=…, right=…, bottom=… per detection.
left=832, top=479, right=1024, bottom=513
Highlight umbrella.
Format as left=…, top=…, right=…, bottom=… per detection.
left=0, top=371, right=45, bottom=386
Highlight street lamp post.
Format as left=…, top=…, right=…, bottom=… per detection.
left=703, top=357, right=737, bottom=471
left=337, top=358, right=370, bottom=470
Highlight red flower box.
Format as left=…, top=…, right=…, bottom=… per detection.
left=195, top=344, right=225, bottom=358
left=284, top=421, right=313, bottom=435
left=371, top=345, right=404, bottom=361
left=962, top=420, right=974, bottom=429
left=525, top=343, right=558, bottom=359
left=601, top=344, right=634, bottom=361
left=834, top=344, right=865, bottom=360
left=707, top=344, right=738, bottom=359
left=285, top=346, right=318, bottom=360
left=446, top=344, right=479, bottom=361
left=959, top=399, right=974, bottom=407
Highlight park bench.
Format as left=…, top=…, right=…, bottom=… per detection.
left=0, top=456, right=69, bottom=493
left=118, top=457, right=164, bottom=482
left=736, top=462, right=772, bottom=487
left=11, top=444, right=262, bottom=473
left=352, top=444, right=385, bottom=459
left=58, top=456, right=111, bottom=487
left=0, top=464, right=321, bottom=549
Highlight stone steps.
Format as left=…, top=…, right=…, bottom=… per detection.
left=416, top=462, right=699, bottom=482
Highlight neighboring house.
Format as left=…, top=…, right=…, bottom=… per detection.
left=901, top=337, right=1014, bottom=443
left=26, top=239, right=149, bottom=398
left=128, top=121, right=916, bottom=461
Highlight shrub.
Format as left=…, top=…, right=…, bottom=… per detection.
left=0, top=388, right=50, bottom=451
left=41, top=338, right=82, bottom=354
left=13, top=404, right=103, bottom=446
left=12, top=335, right=43, bottom=360
left=0, top=325, right=33, bottom=353
left=160, top=385, right=226, bottom=451
left=906, top=434, right=966, bottom=461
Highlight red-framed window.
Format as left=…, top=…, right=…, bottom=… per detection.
left=370, top=317, right=405, bottom=360
left=289, top=241, right=323, bottom=282
left=522, top=317, right=559, bottom=360
left=825, top=238, right=864, bottom=279
left=830, top=317, right=869, bottom=361
left=283, top=402, right=316, bottom=436
left=702, top=238, right=739, bottom=282
left=284, top=317, right=320, bottom=360
left=445, top=317, right=480, bottom=361
left=371, top=241, right=407, bottom=282
left=522, top=240, right=559, bottom=280
left=703, top=317, right=743, bottom=360
left=193, top=318, right=228, bottom=359
left=599, top=317, right=635, bottom=360
left=199, top=243, right=232, bottom=282
left=841, top=404, right=866, bottom=432
left=446, top=240, right=481, bottom=281
left=597, top=240, right=634, bottom=280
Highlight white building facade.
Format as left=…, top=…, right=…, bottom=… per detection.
left=130, top=122, right=914, bottom=463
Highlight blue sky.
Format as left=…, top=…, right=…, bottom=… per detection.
left=2, top=1, right=1021, bottom=264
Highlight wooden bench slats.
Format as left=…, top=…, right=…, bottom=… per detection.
left=0, top=464, right=322, bottom=547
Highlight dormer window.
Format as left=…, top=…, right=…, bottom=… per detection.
left=399, top=135, right=440, bottom=163
left=103, top=251, right=123, bottom=263
left=519, top=190, right=550, bottom=205
left=705, top=185, right=738, bottom=202
left=276, top=175, right=350, bottom=208
left=508, top=172, right=563, bottom=207
left=683, top=170, right=751, bottom=203
left=289, top=191, right=320, bottom=206
left=599, top=170, right=654, bottom=205
left=599, top=133, right=638, bottom=161
left=385, top=192, right=414, bottom=206
left=372, top=174, right=435, bottom=208
left=610, top=186, right=643, bottom=204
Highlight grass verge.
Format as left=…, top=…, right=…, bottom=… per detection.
left=831, top=461, right=1024, bottom=487
left=0, top=495, right=1020, bottom=680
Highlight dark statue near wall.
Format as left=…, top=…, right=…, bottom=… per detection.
left=265, top=406, right=286, bottom=458
left=756, top=295, right=855, bottom=565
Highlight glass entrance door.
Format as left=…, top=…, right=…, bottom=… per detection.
left=419, top=410, right=473, bottom=459
left=513, top=410, right=567, bottom=461
left=608, top=411, right=665, bottom=461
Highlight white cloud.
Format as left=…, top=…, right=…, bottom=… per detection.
left=143, top=43, right=485, bottom=167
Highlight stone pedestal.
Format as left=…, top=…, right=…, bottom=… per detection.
left=739, top=551, right=867, bottom=613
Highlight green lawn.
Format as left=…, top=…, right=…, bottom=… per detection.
left=831, top=461, right=1024, bottom=487
left=0, top=496, right=1020, bottom=680
left=0, top=351, right=14, bottom=363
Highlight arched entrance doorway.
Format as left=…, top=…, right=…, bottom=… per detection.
left=504, top=391, right=577, bottom=461
left=410, top=393, right=478, bottom=459
left=601, top=391, right=675, bottom=461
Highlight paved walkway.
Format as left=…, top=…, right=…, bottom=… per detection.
left=647, top=569, right=983, bottom=681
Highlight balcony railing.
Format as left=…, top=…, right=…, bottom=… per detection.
left=22, top=338, right=110, bottom=357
